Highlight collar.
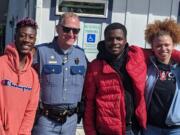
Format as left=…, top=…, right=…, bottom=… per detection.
left=52, top=37, right=73, bottom=55
left=149, top=56, right=179, bottom=70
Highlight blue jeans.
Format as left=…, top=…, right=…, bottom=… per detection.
left=143, top=125, right=180, bottom=135
left=32, top=114, right=77, bottom=135
left=126, top=128, right=141, bottom=135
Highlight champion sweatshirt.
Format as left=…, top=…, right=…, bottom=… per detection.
left=0, top=43, right=40, bottom=135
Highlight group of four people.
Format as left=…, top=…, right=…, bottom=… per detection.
left=0, top=12, right=180, bottom=135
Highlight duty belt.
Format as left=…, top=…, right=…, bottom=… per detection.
left=40, top=105, right=78, bottom=124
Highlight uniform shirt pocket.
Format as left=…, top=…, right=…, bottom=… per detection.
left=70, top=66, right=85, bottom=75
left=70, top=66, right=85, bottom=86
left=42, top=64, right=62, bottom=74
left=41, top=64, right=62, bottom=85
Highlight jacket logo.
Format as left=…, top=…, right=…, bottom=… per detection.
left=1, top=80, right=32, bottom=91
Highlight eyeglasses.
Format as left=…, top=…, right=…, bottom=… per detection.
left=61, top=25, right=80, bottom=34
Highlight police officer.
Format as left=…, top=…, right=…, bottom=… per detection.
left=32, top=12, right=87, bottom=135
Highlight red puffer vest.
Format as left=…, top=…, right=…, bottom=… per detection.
left=83, top=46, right=147, bottom=135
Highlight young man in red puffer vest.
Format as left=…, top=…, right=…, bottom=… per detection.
left=83, top=23, right=147, bottom=135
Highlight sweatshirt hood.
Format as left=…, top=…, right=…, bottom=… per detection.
left=4, top=43, right=33, bottom=74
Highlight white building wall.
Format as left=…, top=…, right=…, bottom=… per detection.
left=35, top=0, right=57, bottom=44
left=6, top=0, right=180, bottom=55
left=125, top=0, right=149, bottom=47
left=34, top=0, right=180, bottom=51
left=111, top=0, right=127, bottom=24
left=111, top=0, right=179, bottom=48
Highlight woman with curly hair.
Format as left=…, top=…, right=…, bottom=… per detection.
left=143, top=19, right=180, bottom=135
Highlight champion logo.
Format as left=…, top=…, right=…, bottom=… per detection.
left=1, top=79, right=32, bottom=91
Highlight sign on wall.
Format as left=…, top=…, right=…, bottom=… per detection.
left=83, top=23, right=102, bottom=55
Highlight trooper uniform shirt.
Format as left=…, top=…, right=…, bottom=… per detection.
left=33, top=39, right=87, bottom=106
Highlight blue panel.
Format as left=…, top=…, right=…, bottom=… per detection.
left=50, top=0, right=59, bottom=21
left=87, top=34, right=96, bottom=43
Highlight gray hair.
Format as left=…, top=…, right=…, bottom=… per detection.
left=58, top=12, right=80, bottom=25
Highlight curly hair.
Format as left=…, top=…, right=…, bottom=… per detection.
left=145, top=18, right=180, bottom=45
left=15, top=17, right=38, bottom=33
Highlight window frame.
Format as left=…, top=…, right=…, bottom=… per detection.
left=56, top=0, right=109, bottom=18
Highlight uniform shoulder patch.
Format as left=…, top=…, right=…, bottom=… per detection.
left=35, top=43, right=48, bottom=48
left=36, top=42, right=54, bottom=50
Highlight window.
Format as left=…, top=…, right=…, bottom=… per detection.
left=56, top=0, right=109, bottom=18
